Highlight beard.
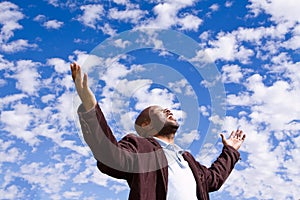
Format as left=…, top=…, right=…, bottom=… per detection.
left=156, top=120, right=179, bottom=136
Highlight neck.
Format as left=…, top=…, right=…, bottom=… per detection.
left=155, top=133, right=175, bottom=144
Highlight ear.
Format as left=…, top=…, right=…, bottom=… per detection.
left=135, top=122, right=156, bottom=137
left=141, top=121, right=150, bottom=127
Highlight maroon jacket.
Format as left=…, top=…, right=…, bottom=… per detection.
left=78, top=104, right=240, bottom=200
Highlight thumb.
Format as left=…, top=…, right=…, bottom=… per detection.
left=83, top=73, right=88, bottom=88
left=220, top=133, right=226, bottom=144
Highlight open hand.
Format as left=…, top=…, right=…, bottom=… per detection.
left=70, top=62, right=96, bottom=111
left=220, top=130, right=246, bottom=151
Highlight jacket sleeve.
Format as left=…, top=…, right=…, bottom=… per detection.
left=77, top=103, right=138, bottom=177
left=203, top=145, right=240, bottom=192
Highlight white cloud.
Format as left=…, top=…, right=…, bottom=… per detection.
left=43, top=19, right=64, bottom=29
left=176, top=129, right=200, bottom=148
left=0, top=103, right=41, bottom=146
left=34, top=14, right=64, bottom=29
left=0, top=2, right=36, bottom=53
left=227, top=73, right=300, bottom=129
left=119, top=111, right=138, bottom=132
left=203, top=32, right=254, bottom=63
left=47, top=57, right=70, bottom=73
left=149, top=3, right=178, bottom=29
left=73, top=157, right=117, bottom=187
left=248, top=0, right=300, bottom=24
left=199, top=105, right=209, bottom=117
left=0, top=54, right=13, bottom=70
left=221, top=64, right=243, bottom=83
left=209, top=3, right=219, bottom=12
left=196, top=142, right=219, bottom=167
left=206, top=3, right=220, bottom=18
left=15, top=156, right=80, bottom=197
left=235, top=25, right=290, bottom=43
left=73, top=38, right=89, bottom=44
left=198, top=22, right=295, bottom=63
left=177, top=14, right=202, bottom=31
left=226, top=92, right=252, bottom=107
left=225, top=1, right=233, bottom=7
left=69, top=50, right=104, bottom=72
left=282, top=24, right=300, bottom=50
left=11, top=60, right=41, bottom=95
left=63, top=188, right=83, bottom=199
left=102, top=62, right=134, bottom=87
left=0, top=39, right=37, bottom=53
left=269, top=53, right=300, bottom=88
left=33, top=14, right=46, bottom=22
left=77, top=4, right=104, bottom=29
left=247, top=78, right=300, bottom=130
left=99, top=23, right=117, bottom=36
left=46, top=0, right=103, bottom=9
left=141, top=0, right=202, bottom=31
left=55, top=91, right=76, bottom=126
left=109, top=183, right=128, bottom=194
left=0, top=94, right=26, bottom=109
left=114, top=39, right=131, bottom=49
left=41, top=94, right=55, bottom=103
left=199, top=31, right=212, bottom=42
left=113, top=0, right=127, bottom=4
left=114, top=78, right=151, bottom=98
left=0, top=185, right=24, bottom=199
left=168, top=79, right=194, bottom=96
left=47, top=0, right=59, bottom=7
left=109, top=7, right=147, bottom=24
left=0, top=78, right=6, bottom=87
left=0, top=139, right=24, bottom=163
left=0, top=1, right=24, bottom=42
left=133, top=87, right=179, bottom=111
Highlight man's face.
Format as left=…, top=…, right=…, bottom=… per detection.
left=149, top=106, right=179, bottom=135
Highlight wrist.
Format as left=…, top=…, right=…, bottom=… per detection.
left=83, top=99, right=96, bottom=111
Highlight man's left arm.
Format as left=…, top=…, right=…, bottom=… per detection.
left=205, top=130, right=246, bottom=192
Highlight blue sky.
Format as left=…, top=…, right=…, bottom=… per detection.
left=1, top=0, right=300, bottom=199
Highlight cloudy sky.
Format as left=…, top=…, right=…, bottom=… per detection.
left=1, top=0, right=300, bottom=199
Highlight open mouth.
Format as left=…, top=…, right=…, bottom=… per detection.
left=167, top=114, right=176, bottom=121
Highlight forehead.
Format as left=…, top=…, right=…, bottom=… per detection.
left=149, top=106, right=164, bottom=112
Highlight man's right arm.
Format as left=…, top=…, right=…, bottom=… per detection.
left=71, top=62, right=137, bottom=174
left=78, top=103, right=138, bottom=174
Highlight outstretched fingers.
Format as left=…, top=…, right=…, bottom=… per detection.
left=229, top=130, right=235, bottom=139
left=70, top=62, right=83, bottom=89
left=241, top=132, right=246, bottom=141
left=237, top=130, right=246, bottom=141
left=220, top=129, right=246, bottom=150
left=70, top=62, right=81, bottom=81
left=70, top=62, right=77, bottom=80
left=231, top=130, right=244, bottom=140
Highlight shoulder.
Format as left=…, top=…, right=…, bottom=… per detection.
left=182, top=151, right=197, bottom=163
left=121, top=133, right=144, bottom=143
left=120, top=133, right=162, bottom=152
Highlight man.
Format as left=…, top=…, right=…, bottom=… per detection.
left=71, top=62, right=246, bottom=200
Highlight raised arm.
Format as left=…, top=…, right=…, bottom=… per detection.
left=206, top=129, right=246, bottom=191
left=70, top=62, right=97, bottom=111
left=70, top=62, right=141, bottom=177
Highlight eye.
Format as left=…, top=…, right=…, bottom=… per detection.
left=163, top=109, right=170, bottom=113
